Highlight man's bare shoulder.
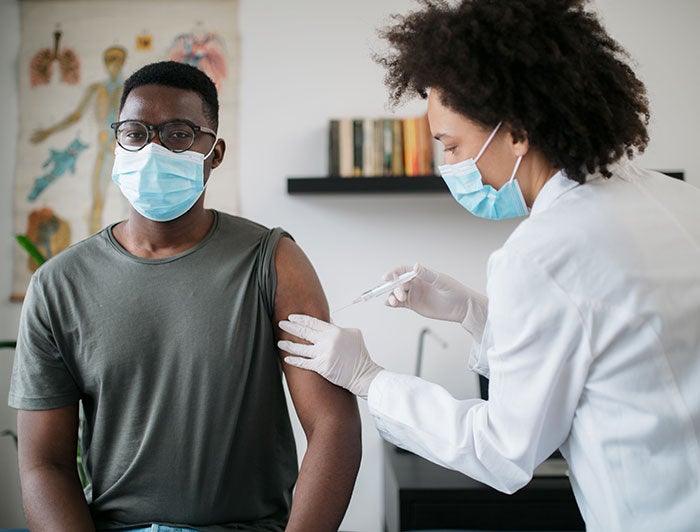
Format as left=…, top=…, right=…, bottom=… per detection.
left=273, top=236, right=329, bottom=321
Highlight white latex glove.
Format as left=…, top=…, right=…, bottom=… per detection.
left=278, top=314, right=383, bottom=399
left=383, top=263, right=471, bottom=321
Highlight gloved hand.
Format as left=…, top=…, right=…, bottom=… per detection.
left=384, top=263, right=477, bottom=323
left=278, top=314, right=383, bottom=399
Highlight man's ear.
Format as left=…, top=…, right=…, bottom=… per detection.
left=210, top=139, right=226, bottom=170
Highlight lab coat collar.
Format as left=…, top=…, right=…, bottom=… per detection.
left=530, top=170, right=580, bottom=216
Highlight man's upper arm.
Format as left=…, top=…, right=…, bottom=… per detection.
left=17, top=405, right=96, bottom=532
left=273, top=236, right=359, bottom=431
left=18, top=404, right=80, bottom=473
left=10, top=274, right=82, bottom=411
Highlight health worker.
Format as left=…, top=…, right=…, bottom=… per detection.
left=277, top=1, right=700, bottom=531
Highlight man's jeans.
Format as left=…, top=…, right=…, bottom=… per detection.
left=126, top=526, right=198, bottom=532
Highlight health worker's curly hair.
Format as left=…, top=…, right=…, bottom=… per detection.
left=375, top=0, right=650, bottom=183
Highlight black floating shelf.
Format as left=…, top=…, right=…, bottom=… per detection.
left=287, top=170, right=684, bottom=195
left=287, top=175, right=447, bottom=194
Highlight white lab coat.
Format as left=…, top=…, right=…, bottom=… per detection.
left=368, top=162, right=700, bottom=532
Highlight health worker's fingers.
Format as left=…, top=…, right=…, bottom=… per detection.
left=277, top=339, right=317, bottom=357
left=385, top=292, right=405, bottom=308
left=287, top=314, right=335, bottom=331
left=278, top=320, right=323, bottom=344
left=278, top=320, right=318, bottom=342
left=392, top=284, right=409, bottom=302
left=382, top=264, right=413, bottom=282
left=413, top=263, right=438, bottom=284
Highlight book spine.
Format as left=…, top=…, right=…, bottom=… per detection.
left=338, top=118, right=354, bottom=177
left=373, top=118, right=384, bottom=177
left=416, top=114, right=433, bottom=175
left=403, top=118, right=418, bottom=176
left=352, top=119, right=363, bottom=177
left=328, top=119, right=340, bottom=176
left=414, top=116, right=424, bottom=175
left=382, top=119, right=393, bottom=176
left=362, top=118, right=375, bottom=177
left=391, top=119, right=404, bottom=176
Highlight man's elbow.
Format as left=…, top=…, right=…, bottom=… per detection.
left=333, top=401, right=362, bottom=447
left=310, top=398, right=362, bottom=456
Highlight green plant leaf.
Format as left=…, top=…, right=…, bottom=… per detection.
left=1, top=430, right=18, bottom=449
left=77, top=442, right=88, bottom=488
left=16, top=234, right=47, bottom=266
left=0, top=340, right=17, bottom=349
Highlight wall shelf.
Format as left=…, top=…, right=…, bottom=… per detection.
left=287, top=170, right=684, bottom=195
left=287, top=175, right=446, bottom=194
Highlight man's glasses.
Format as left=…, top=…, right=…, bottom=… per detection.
left=110, top=119, right=217, bottom=153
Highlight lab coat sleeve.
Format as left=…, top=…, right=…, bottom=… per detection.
left=463, top=290, right=489, bottom=377
left=462, top=290, right=488, bottom=342
left=368, top=247, right=592, bottom=494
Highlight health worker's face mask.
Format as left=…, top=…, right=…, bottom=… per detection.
left=112, top=140, right=217, bottom=222
left=438, top=122, right=528, bottom=220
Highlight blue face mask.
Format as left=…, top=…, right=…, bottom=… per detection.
left=112, top=141, right=216, bottom=222
left=438, top=122, right=528, bottom=220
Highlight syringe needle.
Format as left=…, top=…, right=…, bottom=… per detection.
left=331, top=298, right=361, bottom=315
left=330, top=303, right=350, bottom=314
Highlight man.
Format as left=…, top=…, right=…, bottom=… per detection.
left=9, top=61, right=361, bottom=532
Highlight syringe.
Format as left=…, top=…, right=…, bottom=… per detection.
left=332, top=270, right=418, bottom=314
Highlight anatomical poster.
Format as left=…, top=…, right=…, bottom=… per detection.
left=12, top=0, right=239, bottom=300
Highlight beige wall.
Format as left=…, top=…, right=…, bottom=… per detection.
left=0, top=0, right=23, bottom=525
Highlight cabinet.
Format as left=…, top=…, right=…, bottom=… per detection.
left=383, top=441, right=585, bottom=532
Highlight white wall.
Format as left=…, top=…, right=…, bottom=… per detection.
left=1, top=0, right=698, bottom=529
left=0, top=0, right=24, bottom=527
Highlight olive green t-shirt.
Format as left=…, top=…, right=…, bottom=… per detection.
left=9, top=211, right=297, bottom=531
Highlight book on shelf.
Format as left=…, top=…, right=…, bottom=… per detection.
left=402, top=117, right=417, bottom=176
left=382, top=119, right=393, bottom=175
left=352, top=119, right=363, bottom=177
left=328, top=119, right=340, bottom=176
left=391, top=119, right=404, bottom=175
left=417, top=114, right=433, bottom=175
left=327, top=115, right=434, bottom=178
left=362, top=118, right=375, bottom=177
left=338, top=118, right=353, bottom=177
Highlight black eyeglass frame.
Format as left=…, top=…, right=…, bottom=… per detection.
left=110, top=119, right=217, bottom=153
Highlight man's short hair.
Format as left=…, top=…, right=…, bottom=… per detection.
left=120, top=61, right=219, bottom=129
